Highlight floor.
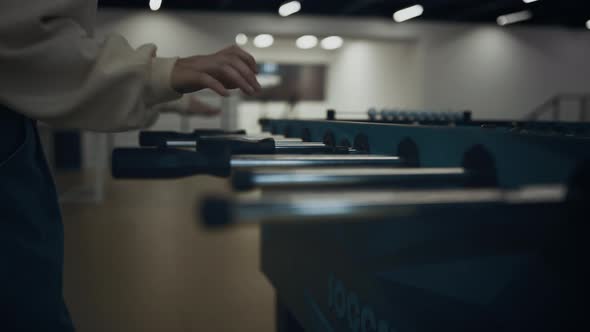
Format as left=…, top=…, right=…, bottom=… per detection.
left=58, top=174, right=274, bottom=332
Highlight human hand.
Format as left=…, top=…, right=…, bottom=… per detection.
left=171, top=45, right=262, bottom=97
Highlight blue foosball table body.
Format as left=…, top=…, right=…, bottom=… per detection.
left=259, top=119, right=588, bottom=332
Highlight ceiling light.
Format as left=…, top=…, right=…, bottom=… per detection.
left=235, top=33, right=248, bottom=46
left=497, top=10, right=532, bottom=26
left=296, top=35, right=318, bottom=49
left=320, top=36, right=344, bottom=50
left=393, top=5, right=424, bottom=23
left=254, top=34, right=274, bottom=48
left=279, top=1, right=301, bottom=17
left=523, top=0, right=539, bottom=3
left=149, top=0, right=162, bottom=11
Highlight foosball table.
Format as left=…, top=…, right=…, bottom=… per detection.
left=112, top=111, right=589, bottom=332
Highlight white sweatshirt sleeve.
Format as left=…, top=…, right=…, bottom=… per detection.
left=0, top=1, right=182, bottom=132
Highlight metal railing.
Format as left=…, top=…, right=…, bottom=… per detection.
left=527, top=94, right=590, bottom=122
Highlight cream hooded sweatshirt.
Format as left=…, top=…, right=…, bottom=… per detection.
left=0, top=0, right=182, bottom=132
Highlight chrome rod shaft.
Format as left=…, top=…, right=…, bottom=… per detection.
left=202, top=186, right=566, bottom=226
left=274, top=142, right=327, bottom=147
left=232, top=167, right=469, bottom=190
left=165, top=137, right=304, bottom=148
left=201, top=135, right=302, bottom=142
left=229, top=155, right=403, bottom=168
left=166, top=141, right=346, bottom=155
left=166, top=141, right=198, bottom=148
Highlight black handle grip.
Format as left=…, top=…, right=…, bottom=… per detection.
left=231, top=170, right=256, bottom=191
left=201, top=196, right=234, bottom=228
left=139, top=129, right=247, bottom=147
left=112, top=148, right=231, bottom=179
left=198, top=137, right=276, bottom=155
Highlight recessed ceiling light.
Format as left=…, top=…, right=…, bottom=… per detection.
left=279, top=1, right=301, bottom=17
left=497, top=10, right=532, bottom=26
left=254, top=34, right=274, bottom=48
left=235, top=33, right=248, bottom=46
left=393, top=5, right=424, bottom=23
left=149, top=0, right=162, bottom=11
left=523, top=0, right=539, bottom=3
left=320, top=36, right=344, bottom=50
left=296, top=35, right=319, bottom=49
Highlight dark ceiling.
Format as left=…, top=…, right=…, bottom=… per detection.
left=98, top=0, right=590, bottom=29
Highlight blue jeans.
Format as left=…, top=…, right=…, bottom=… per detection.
left=0, top=106, right=74, bottom=331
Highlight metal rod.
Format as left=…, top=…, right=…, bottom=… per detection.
left=274, top=142, right=327, bottom=147
left=166, top=141, right=198, bottom=148
left=232, top=167, right=469, bottom=190
left=165, top=137, right=305, bottom=148
left=166, top=135, right=306, bottom=148
left=111, top=148, right=395, bottom=179
left=273, top=144, right=351, bottom=154
left=201, top=186, right=566, bottom=226
left=229, top=155, right=403, bottom=168
left=166, top=141, right=353, bottom=154
left=203, top=135, right=302, bottom=142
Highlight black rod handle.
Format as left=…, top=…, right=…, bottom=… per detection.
left=201, top=197, right=235, bottom=228
left=112, top=148, right=231, bottom=179
left=139, top=129, right=247, bottom=147
left=198, top=137, right=276, bottom=155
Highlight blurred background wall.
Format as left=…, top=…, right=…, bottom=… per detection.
left=96, top=10, right=590, bottom=128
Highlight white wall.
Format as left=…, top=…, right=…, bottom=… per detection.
left=327, top=39, right=422, bottom=112
left=422, top=26, right=590, bottom=120
left=95, top=9, right=590, bottom=127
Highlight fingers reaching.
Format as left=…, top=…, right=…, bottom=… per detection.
left=216, top=64, right=252, bottom=95
left=226, top=55, right=262, bottom=92
left=171, top=45, right=262, bottom=97
left=196, top=72, right=230, bottom=97
left=229, top=45, right=258, bottom=74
